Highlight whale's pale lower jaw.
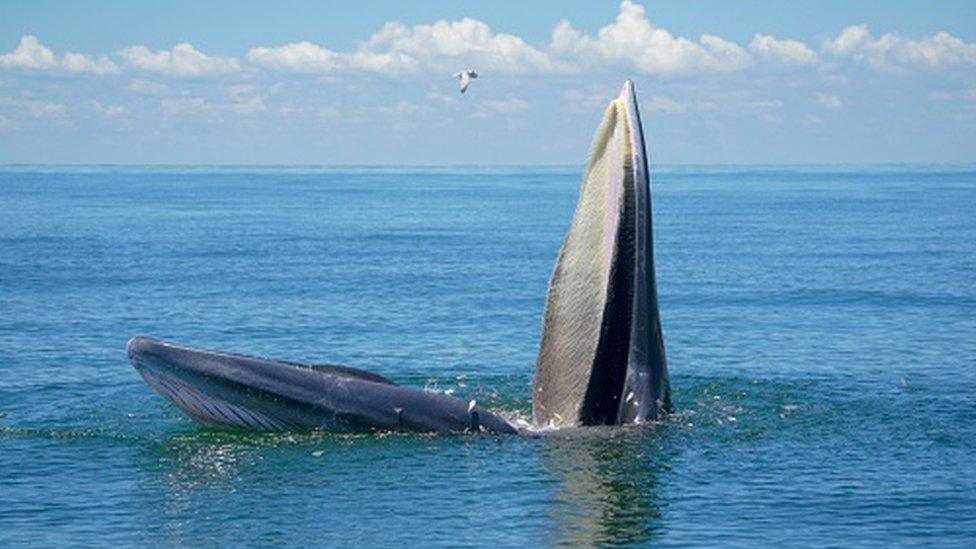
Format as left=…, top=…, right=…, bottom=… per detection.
left=126, top=336, right=517, bottom=434
left=532, top=80, right=670, bottom=428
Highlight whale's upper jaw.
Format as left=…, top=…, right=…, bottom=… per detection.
left=531, top=81, right=670, bottom=428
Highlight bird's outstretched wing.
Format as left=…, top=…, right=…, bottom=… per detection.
left=459, top=72, right=471, bottom=94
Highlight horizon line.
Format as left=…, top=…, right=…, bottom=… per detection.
left=2, top=162, right=976, bottom=168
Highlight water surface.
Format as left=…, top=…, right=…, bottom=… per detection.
left=1, top=165, right=974, bottom=546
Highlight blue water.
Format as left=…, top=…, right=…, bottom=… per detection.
left=1, top=165, right=974, bottom=546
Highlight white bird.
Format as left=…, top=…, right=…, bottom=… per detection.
left=454, top=69, right=478, bottom=94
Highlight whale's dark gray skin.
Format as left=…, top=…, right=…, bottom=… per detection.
left=532, top=81, right=670, bottom=428
left=126, top=337, right=517, bottom=434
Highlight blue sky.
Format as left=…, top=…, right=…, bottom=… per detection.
left=1, top=1, right=974, bottom=164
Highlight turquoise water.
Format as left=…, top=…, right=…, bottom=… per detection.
left=1, top=165, right=974, bottom=546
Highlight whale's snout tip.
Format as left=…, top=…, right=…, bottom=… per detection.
left=126, top=336, right=142, bottom=359
left=126, top=336, right=159, bottom=363
left=620, top=79, right=637, bottom=101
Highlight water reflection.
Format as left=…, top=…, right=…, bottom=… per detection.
left=540, top=425, right=669, bottom=546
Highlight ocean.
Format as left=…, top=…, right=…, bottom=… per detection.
left=1, top=165, right=974, bottom=546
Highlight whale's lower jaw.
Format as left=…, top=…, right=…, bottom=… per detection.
left=532, top=81, right=670, bottom=428
left=127, top=337, right=517, bottom=434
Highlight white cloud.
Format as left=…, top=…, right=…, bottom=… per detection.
left=62, top=52, right=120, bottom=75
left=160, top=87, right=265, bottom=117
left=1, top=36, right=120, bottom=75
left=90, top=100, right=126, bottom=117
left=824, top=24, right=976, bottom=69
left=346, top=49, right=418, bottom=73
left=246, top=36, right=418, bottom=74
left=0, top=94, right=66, bottom=117
left=246, top=17, right=556, bottom=74
left=161, top=96, right=211, bottom=114
left=480, top=96, right=529, bottom=114
left=247, top=41, right=341, bottom=73
left=121, top=43, right=241, bottom=77
left=127, top=78, right=171, bottom=96
left=226, top=84, right=265, bottom=114
left=644, top=94, right=689, bottom=114
left=0, top=35, right=57, bottom=70
left=644, top=94, right=772, bottom=115
left=378, top=100, right=429, bottom=117
left=8, top=12, right=973, bottom=85
left=562, top=89, right=611, bottom=112
left=26, top=100, right=66, bottom=117
left=363, top=18, right=557, bottom=73
left=550, top=1, right=752, bottom=75
left=929, top=88, right=976, bottom=102
left=749, top=34, right=818, bottom=66
left=815, top=92, right=843, bottom=109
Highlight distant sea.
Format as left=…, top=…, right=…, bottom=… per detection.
left=1, top=165, right=974, bottom=546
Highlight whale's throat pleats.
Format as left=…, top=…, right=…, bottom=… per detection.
left=532, top=83, right=669, bottom=428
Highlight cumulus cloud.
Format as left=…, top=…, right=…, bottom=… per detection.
left=480, top=96, right=529, bottom=114
left=90, top=100, right=126, bottom=117
left=346, top=48, right=418, bottom=73
left=749, top=34, right=818, bottom=66
left=237, top=6, right=976, bottom=78
left=8, top=9, right=976, bottom=85
left=644, top=94, right=690, bottom=114
left=363, top=18, right=557, bottom=73
left=226, top=84, right=266, bottom=114
left=246, top=17, right=557, bottom=74
left=550, top=1, right=752, bottom=75
left=815, top=92, right=843, bottom=109
left=160, top=87, right=265, bottom=117
left=63, top=52, right=120, bottom=75
left=0, top=35, right=57, bottom=70
left=929, top=88, right=976, bottom=102
left=824, top=24, right=976, bottom=69
left=7, top=8, right=976, bottom=94
left=121, top=43, right=241, bottom=77
left=248, top=38, right=418, bottom=74
left=161, top=96, right=211, bottom=114
left=127, top=78, right=171, bottom=96
left=0, top=93, right=66, bottom=117
left=247, top=41, right=341, bottom=73
left=1, top=35, right=120, bottom=75
left=25, top=99, right=66, bottom=117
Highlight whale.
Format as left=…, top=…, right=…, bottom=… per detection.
left=125, top=80, right=669, bottom=434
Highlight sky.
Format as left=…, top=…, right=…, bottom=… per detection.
left=1, top=1, right=974, bottom=165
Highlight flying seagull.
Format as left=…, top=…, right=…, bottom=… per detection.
left=454, top=69, right=478, bottom=94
